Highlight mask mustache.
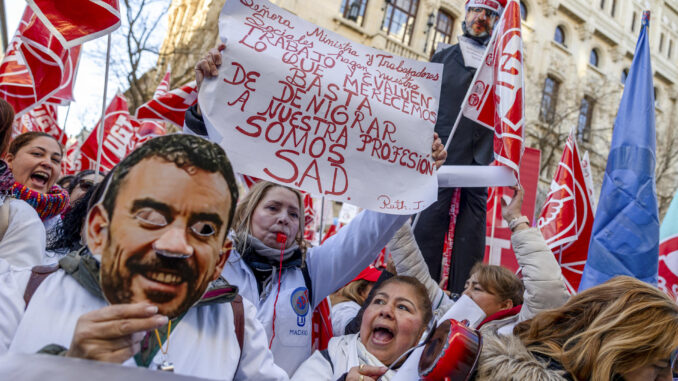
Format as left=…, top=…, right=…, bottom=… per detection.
left=126, top=255, right=197, bottom=283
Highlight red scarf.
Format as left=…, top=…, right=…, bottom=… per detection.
left=477, top=304, right=522, bottom=329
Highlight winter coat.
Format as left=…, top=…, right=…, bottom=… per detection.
left=475, top=332, right=572, bottom=381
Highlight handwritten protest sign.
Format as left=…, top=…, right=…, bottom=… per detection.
left=199, top=0, right=442, bottom=214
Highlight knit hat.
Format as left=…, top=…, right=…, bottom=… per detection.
left=465, top=0, right=506, bottom=17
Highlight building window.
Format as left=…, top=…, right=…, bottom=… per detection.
left=589, top=49, right=599, bottom=67
left=600, top=0, right=605, bottom=10
left=621, top=68, right=629, bottom=84
left=519, top=1, right=528, bottom=21
left=659, top=33, right=665, bottom=52
left=610, top=0, right=616, bottom=17
left=381, top=0, right=420, bottom=45
left=669, top=40, right=673, bottom=58
left=631, top=11, right=637, bottom=32
left=577, top=96, right=595, bottom=142
left=654, top=87, right=659, bottom=107
left=431, top=10, right=454, bottom=53
left=554, top=26, right=566, bottom=46
left=539, top=76, right=560, bottom=123
left=340, top=0, right=368, bottom=25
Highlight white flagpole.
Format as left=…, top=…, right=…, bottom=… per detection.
left=58, top=104, right=70, bottom=143
left=488, top=187, right=499, bottom=265
left=95, top=34, right=112, bottom=174
left=318, top=196, right=325, bottom=244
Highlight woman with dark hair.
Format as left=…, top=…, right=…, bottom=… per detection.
left=45, top=182, right=101, bottom=262
left=293, top=276, right=433, bottom=381
left=0, top=103, right=62, bottom=267
left=66, top=169, right=105, bottom=206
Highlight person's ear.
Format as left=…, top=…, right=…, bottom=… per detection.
left=5, top=152, right=14, bottom=170
left=212, top=237, right=232, bottom=281
left=86, top=204, right=110, bottom=255
left=499, top=299, right=514, bottom=311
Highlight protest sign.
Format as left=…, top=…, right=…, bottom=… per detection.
left=200, top=0, right=442, bottom=214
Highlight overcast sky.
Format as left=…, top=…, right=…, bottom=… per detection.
left=5, top=1, right=168, bottom=138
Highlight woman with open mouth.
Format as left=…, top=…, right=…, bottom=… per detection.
left=5, top=132, right=69, bottom=231
left=0, top=106, right=68, bottom=267
left=292, top=275, right=432, bottom=381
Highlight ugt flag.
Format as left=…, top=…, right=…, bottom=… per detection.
left=135, top=81, right=198, bottom=127
left=538, top=131, right=595, bottom=294
left=659, top=190, right=678, bottom=301
left=80, top=93, right=136, bottom=171
left=0, top=7, right=81, bottom=115
left=27, top=0, right=121, bottom=48
left=579, top=11, right=658, bottom=291
left=460, top=0, right=525, bottom=178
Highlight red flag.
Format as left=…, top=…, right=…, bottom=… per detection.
left=461, top=0, right=525, bottom=176
left=27, top=0, right=121, bottom=49
left=0, top=7, right=82, bottom=115
left=310, top=298, right=333, bottom=351
left=62, top=142, right=81, bottom=175
left=127, top=119, right=165, bottom=152
left=483, top=147, right=541, bottom=271
left=135, top=81, right=198, bottom=126
left=537, top=133, right=594, bottom=294
left=13, top=104, right=68, bottom=145
left=154, top=69, right=171, bottom=98
left=80, top=94, right=136, bottom=171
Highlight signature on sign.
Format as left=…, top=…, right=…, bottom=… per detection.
left=377, top=194, right=424, bottom=211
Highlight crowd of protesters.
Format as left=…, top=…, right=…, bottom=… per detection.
left=0, top=0, right=677, bottom=380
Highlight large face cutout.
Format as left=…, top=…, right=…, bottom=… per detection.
left=88, top=157, right=233, bottom=318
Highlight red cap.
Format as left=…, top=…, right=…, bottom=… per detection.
left=351, top=265, right=382, bottom=283
left=465, top=0, right=506, bottom=15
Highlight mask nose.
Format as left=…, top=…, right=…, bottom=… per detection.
left=153, top=227, right=193, bottom=259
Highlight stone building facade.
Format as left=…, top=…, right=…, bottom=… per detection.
left=157, top=0, right=678, bottom=214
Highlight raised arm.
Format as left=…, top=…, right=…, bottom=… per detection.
left=501, top=186, right=569, bottom=322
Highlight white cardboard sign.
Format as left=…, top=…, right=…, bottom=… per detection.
left=200, top=0, right=442, bottom=214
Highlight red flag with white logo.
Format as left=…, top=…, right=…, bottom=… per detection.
left=460, top=0, right=524, bottom=176
left=153, top=70, right=171, bottom=98
left=135, top=81, right=198, bottom=127
left=0, top=7, right=81, bottom=116
left=27, top=0, right=121, bottom=49
left=80, top=93, right=136, bottom=171
left=13, top=104, right=68, bottom=145
left=537, top=133, right=594, bottom=294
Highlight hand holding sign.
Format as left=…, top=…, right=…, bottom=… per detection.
left=199, top=0, right=443, bottom=214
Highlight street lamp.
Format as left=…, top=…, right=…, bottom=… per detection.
left=423, top=12, right=435, bottom=53
left=347, top=0, right=361, bottom=22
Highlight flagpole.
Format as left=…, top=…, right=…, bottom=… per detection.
left=59, top=104, right=70, bottom=143
left=489, top=187, right=498, bottom=265
left=95, top=34, right=112, bottom=174
left=318, top=196, right=325, bottom=244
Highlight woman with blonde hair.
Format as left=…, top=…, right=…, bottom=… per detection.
left=477, top=276, right=678, bottom=380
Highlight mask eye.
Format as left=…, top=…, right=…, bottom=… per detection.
left=191, top=221, right=217, bottom=237
left=134, top=208, right=168, bottom=227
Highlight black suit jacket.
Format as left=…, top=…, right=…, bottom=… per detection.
left=432, top=44, right=493, bottom=166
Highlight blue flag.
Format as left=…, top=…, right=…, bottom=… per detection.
left=579, top=12, right=658, bottom=291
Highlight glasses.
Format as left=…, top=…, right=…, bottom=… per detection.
left=468, top=7, right=499, bottom=19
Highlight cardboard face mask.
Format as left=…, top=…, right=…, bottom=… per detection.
left=87, top=135, right=238, bottom=318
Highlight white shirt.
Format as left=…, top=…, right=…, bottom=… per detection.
left=0, top=266, right=289, bottom=380
left=222, top=210, right=409, bottom=376
left=0, top=197, right=46, bottom=269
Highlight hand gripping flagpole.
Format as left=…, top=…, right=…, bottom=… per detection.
left=95, top=34, right=112, bottom=174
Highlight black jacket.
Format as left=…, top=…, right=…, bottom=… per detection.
left=432, top=44, right=493, bottom=166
